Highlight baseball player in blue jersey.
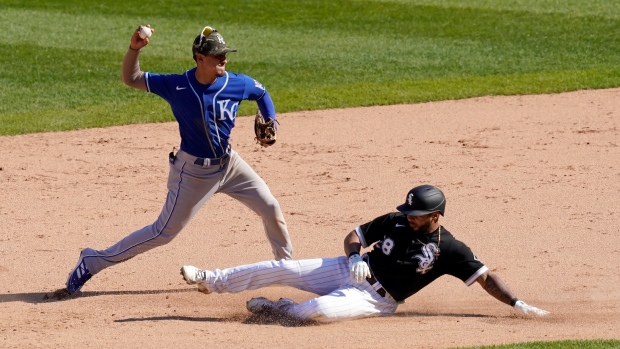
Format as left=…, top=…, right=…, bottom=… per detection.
left=64, top=25, right=293, bottom=295
left=180, top=185, right=549, bottom=323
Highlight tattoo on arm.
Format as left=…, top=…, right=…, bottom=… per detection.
left=480, top=272, right=516, bottom=305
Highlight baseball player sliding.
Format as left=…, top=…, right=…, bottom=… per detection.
left=181, top=185, right=549, bottom=322
left=64, top=25, right=293, bottom=295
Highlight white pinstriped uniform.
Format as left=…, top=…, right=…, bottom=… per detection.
left=194, top=211, right=489, bottom=322
left=203, top=256, right=399, bottom=322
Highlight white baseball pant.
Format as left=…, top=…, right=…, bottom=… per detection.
left=202, top=256, right=399, bottom=322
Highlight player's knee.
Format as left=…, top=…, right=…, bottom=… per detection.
left=300, top=298, right=340, bottom=323
left=153, top=224, right=183, bottom=243
left=260, top=198, right=283, bottom=217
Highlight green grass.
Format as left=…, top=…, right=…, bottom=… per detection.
left=454, top=339, right=620, bottom=349
left=0, top=2, right=619, bottom=348
left=1, top=0, right=619, bottom=135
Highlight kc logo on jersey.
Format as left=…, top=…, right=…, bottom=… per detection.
left=216, top=99, right=240, bottom=121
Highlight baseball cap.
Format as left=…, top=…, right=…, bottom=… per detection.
left=396, top=184, right=446, bottom=216
left=192, top=26, right=237, bottom=57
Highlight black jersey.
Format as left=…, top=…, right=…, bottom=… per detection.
left=356, top=212, right=487, bottom=302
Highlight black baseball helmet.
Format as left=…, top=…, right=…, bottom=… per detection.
left=397, top=184, right=446, bottom=216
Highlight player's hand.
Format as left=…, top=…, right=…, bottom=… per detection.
left=130, top=25, right=153, bottom=51
left=513, top=300, right=550, bottom=317
left=348, top=254, right=371, bottom=284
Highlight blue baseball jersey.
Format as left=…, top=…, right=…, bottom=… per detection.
left=145, top=68, right=275, bottom=158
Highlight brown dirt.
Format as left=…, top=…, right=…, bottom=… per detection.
left=1, top=89, right=619, bottom=348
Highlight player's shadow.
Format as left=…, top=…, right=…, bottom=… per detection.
left=114, top=315, right=226, bottom=323
left=239, top=311, right=491, bottom=326
left=240, top=311, right=491, bottom=326
left=0, top=288, right=195, bottom=304
left=110, top=312, right=317, bottom=326
left=394, top=311, right=493, bottom=318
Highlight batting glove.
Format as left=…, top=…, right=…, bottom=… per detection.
left=513, top=300, right=550, bottom=317
left=348, top=253, right=371, bottom=284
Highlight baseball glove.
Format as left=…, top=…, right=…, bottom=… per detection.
left=254, top=110, right=277, bottom=147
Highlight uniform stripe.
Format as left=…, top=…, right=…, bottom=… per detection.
left=93, top=161, right=186, bottom=265
left=207, top=257, right=398, bottom=322
left=355, top=226, right=368, bottom=248
left=185, top=71, right=217, bottom=156
left=211, top=72, right=230, bottom=155
left=145, top=72, right=151, bottom=92
left=464, top=265, right=488, bottom=286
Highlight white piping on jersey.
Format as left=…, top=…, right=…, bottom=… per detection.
left=257, top=88, right=266, bottom=100
left=185, top=70, right=216, bottom=156
left=464, top=265, right=488, bottom=286
left=354, top=226, right=368, bottom=248
left=210, top=72, right=230, bottom=155
left=145, top=72, right=151, bottom=92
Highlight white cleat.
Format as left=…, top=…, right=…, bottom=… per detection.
left=180, top=266, right=211, bottom=294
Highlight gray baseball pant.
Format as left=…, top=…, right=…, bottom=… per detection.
left=80, top=149, right=293, bottom=275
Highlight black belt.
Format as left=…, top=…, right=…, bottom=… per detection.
left=366, top=273, right=387, bottom=298
left=194, top=153, right=229, bottom=167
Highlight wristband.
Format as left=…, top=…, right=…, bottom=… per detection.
left=129, top=45, right=140, bottom=52
left=510, top=297, right=519, bottom=306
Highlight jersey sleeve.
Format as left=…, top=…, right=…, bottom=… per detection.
left=355, top=213, right=395, bottom=248
left=242, top=75, right=276, bottom=119
left=144, top=72, right=174, bottom=102
left=243, top=75, right=267, bottom=101
left=446, top=240, right=488, bottom=286
left=256, top=90, right=276, bottom=120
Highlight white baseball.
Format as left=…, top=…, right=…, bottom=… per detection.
left=138, top=26, right=152, bottom=39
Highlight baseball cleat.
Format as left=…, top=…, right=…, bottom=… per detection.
left=246, top=297, right=276, bottom=313
left=276, top=297, right=295, bottom=304
left=246, top=297, right=296, bottom=314
left=66, top=253, right=92, bottom=294
left=180, top=266, right=211, bottom=294
left=275, top=298, right=296, bottom=308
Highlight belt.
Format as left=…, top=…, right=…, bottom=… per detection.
left=362, top=254, right=389, bottom=298
left=366, top=273, right=387, bottom=298
left=194, top=153, right=229, bottom=167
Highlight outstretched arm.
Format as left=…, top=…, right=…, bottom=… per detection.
left=477, top=271, right=549, bottom=316
left=121, top=25, right=152, bottom=91
left=476, top=271, right=516, bottom=304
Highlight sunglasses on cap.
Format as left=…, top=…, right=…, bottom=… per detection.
left=197, top=26, right=216, bottom=47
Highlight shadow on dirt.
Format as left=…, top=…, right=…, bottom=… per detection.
left=109, top=312, right=317, bottom=327
left=0, top=288, right=195, bottom=303
left=114, top=315, right=227, bottom=323
left=394, top=311, right=493, bottom=318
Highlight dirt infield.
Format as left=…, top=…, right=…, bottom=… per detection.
left=1, top=89, right=619, bottom=348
